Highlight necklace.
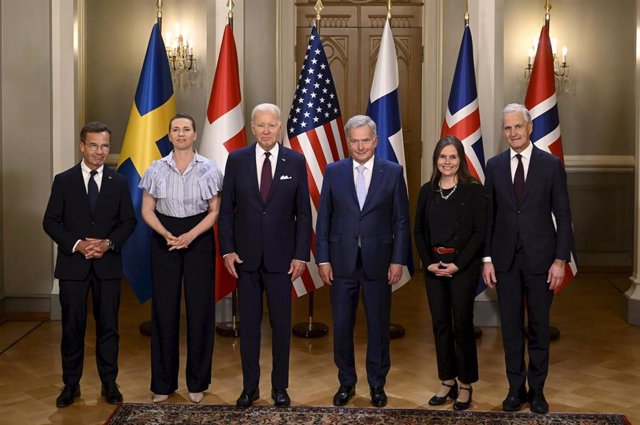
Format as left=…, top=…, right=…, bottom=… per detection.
left=438, top=183, right=458, bottom=200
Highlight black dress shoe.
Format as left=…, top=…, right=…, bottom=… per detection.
left=528, top=388, right=549, bottom=414
left=101, top=382, right=123, bottom=405
left=453, top=385, right=473, bottom=411
left=429, top=381, right=458, bottom=406
left=370, top=386, right=387, bottom=407
left=271, top=388, right=291, bottom=408
left=236, top=389, right=259, bottom=407
left=502, top=386, right=528, bottom=411
left=56, top=384, right=80, bottom=408
left=332, top=384, right=355, bottom=406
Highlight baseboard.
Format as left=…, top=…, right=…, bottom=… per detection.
left=3, top=296, right=51, bottom=321
left=6, top=311, right=50, bottom=321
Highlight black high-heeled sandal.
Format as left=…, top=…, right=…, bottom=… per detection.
left=453, top=385, right=473, bottom=411
left=428, top=381, right=458, bottom=406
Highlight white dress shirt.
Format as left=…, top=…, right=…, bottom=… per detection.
left=256, top=142, right=279, bottom=188
left=510, top=141, right=533, bottom=182
left=353, top=155, right=375, bottom=195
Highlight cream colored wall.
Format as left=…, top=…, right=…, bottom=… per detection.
left=1, top=0, right=54, bottom=312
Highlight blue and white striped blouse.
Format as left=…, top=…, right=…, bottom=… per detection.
left=139, top=151, right=223, bottom=218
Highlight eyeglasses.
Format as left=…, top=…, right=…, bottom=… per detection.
left=83, top=143, right=111, bottom=152
left=253, top=123, right=281, bottom=132
left=348, top=138, right=375, bottom=146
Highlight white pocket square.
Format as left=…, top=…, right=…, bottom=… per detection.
left=280, top=175, right=293, bottom=180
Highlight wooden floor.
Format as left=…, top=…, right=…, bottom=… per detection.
left=1, top=272, right=639, bottom=424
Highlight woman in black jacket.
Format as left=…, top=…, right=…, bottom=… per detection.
left=414, top=136, right=486, bottom=411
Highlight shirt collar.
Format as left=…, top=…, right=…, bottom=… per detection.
left=256, top=142, right=279, bottom=159
left=510, top=142, right=533, bottom=161
left=353, top=155, right=375, bottom=171
left=81, top=161, right=104, bottom=174
left=162, top=150, right=202, bottom=173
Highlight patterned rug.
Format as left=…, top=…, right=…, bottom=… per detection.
left=105, top=403, right=631, bottom=425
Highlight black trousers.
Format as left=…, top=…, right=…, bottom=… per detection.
left=150, top=212, right=215, bottom=394
left=496, top=248, right=554, bottom=391
left=330, top=257, right=391, bottom=388
left=237, top=267, right=292, bottom=391
left=424, top=257, right=479, bottom=384
left=59, top=267, right=121, bottom=386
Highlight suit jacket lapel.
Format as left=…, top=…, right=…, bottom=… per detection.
left=72, top=163, right=93, bottom=212
left=499, top=150, right=518, bottom=208
left=341, top=157, right=360, bottom=208
left=521, top=145, right=541, bottom=204
left=247, top=144, right=263, bottom=202
left=268, top=143, right=287, bottom=202
left=362, top=157, right=384, bottom=213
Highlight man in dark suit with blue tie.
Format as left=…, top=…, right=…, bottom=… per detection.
left=316, top=115, right=410, bottom=407
left=218, top=103, right=312, bottom=408
left=482, top=104, right=574, bottom=414
left=43, top=122, right=136, bottom=407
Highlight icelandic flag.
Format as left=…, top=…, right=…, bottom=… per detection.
left=366, top=18, right=414, bottom=290
left=117, top=23, right=176, bottom=303
left=525, top=20, right=577, bottom=290
left=441, top=24, right=487, bottom=295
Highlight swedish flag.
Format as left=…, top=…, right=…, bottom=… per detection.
left=117, top=23, right=175, bottom=303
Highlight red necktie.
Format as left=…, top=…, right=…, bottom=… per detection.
left=260, top=152, right=272, bottom=203
left=513, top=154, right=524, bottom=202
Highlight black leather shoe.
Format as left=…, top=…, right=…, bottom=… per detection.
left=370, top=386, right=387, bottom=407
left=236, top=389, right=259, bottom=407
left=529, top=388, right=549, bottom=414
left=56, top=384, right=80, bottom=408
left=502, top=386, right=528, bottom=411
left=453, top=385, right=473, bottom=411
left=101, top=382, right=123, bottom=405
left=332, top=384, right=355, bottom=406
left=429, top=381, right=458, bottom=406
left=271, top=388, right=290, bottom=408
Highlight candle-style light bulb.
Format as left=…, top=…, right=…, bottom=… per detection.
left=561, top=46, right=568, bottom=63
left=551, top=37, right=558, bottom=56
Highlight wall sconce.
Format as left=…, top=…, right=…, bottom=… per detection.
left=524, top=37, right=570, bottom=91
left=164, top=23, right=197, bottom=87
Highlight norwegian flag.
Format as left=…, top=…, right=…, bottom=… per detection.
left=284, top=25, right=347, bottom=297
left=525, top=20, right=577, bottom=290
left=441, top=24, right=487, bottom=295
left=441, top=24, right=485, bottom=183
left=199, top=24, right=247, bottom=302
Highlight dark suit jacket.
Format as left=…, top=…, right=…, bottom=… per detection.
left=315, top=156, right=410, bottom=279
left=484, top=145, right=574, bottom=274
left=218, top=143, right=312, bottom=273
left=43, top=163, right=136, bottom=281
left=414, top=181, right=486, bottom=271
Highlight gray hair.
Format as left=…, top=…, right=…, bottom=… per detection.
left=344, top=115, right=377, bottom=138
left=502, top=103, right=532, bottom=126
left=251, top=103, right=281, bottom=123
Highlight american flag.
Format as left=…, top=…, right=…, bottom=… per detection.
left=284, top=25, right=347, bottom=297
left=441, top=24, right=485, bottom=183
left=525, top=19, right=577, bottom=290
left=199, top=24, right=247, bottom=302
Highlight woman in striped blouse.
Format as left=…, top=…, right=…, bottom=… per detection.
left=139, top=113, right=223, bottom=404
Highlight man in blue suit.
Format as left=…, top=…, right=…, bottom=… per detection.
left=482, top=104, right=574, bottom=414
left=43, top=122, right=136, bottom=407
left=218, top=103, right=312, bottom=408
left=316, top=115, right=410, bottom=407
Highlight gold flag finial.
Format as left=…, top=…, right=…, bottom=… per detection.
left=314, top=0, right=324, bottom=22
left=227, top=0, right=235, bottom=20
left=545, top=0, right=552, bottom=22
left=156, top=0, right=163, bottom=29
left=387, top=0, right=392, bottom=19
left=464, top=0, right=469, bottom=26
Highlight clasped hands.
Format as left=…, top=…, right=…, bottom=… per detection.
left=223, top=252, right=306, bottom=282
left=163, top=231, right=195, bottom=251
left=77, top=238, right=109, bottom=260
left=318, top=263, right=403, bottom=286
left=427, top=262, right=459, bottom=278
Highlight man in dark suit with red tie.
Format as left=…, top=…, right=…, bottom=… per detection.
left=315, top=115, right=410, bottom=408
left=43, top=122, right=136, bottom=407
left=218, top=103, right=312, bottom=408
left=482, top=104, right=574, bottom=414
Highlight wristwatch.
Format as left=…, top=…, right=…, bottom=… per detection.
left=106, top=239, right=114, bottom=251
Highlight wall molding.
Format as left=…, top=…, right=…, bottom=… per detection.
left=564, top=155, right=634, bottom=173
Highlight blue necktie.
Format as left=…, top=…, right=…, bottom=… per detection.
left=356, top=165, right=366, bottom=210
left=88, top=170, right=99, bottom=210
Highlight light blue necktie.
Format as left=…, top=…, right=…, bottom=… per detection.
left=356, top=165, right=366, bottom=210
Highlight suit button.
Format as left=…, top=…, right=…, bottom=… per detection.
left=262, top=211, right=266, bottom=215
left=517, top=210, right=521, bottom=214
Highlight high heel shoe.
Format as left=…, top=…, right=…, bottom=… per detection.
left=428, top=381, right=458, bottom=406
left=453, top=385, right=473, bottom=411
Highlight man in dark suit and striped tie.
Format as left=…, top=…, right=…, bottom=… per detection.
left=43, top=122, right=136, bottom=407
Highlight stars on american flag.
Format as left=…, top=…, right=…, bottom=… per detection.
left=287, top=26, right=341, bottom=137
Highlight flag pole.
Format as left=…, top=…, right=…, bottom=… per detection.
left=292, top=0, right=329, bottom=339
left=215, top=0, right=242, bottom=338
left=138, top=0, right=166, bottom=338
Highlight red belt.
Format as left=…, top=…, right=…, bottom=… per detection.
left=432, top=247, right=456, bottom=254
